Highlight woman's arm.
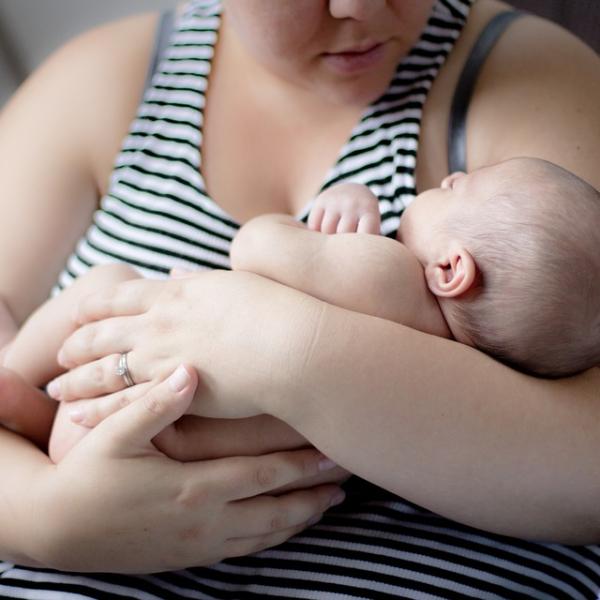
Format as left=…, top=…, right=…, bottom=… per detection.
left=0, top=13, right=344, bottom=570
left=277, top=14, right=600, bottom=543
left=274, top=15, right=600, bottom=543
left=0, top=34, right=98, bottom=323
left=273, top=305, right=600, bottom=544
left=55, top=268, right=600, bottom=545
left=0, top=369, right=343, bottom=570
left=46, top=7, right=600, bottom=545
left=0, top=10, right=161, bottom=438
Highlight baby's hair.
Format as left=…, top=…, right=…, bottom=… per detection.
left=445, top=158, right=600, bottom=377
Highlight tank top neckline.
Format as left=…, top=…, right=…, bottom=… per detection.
left=178, top=0, right=472, bottom=225
left=55, top=0, right=472, bottom=287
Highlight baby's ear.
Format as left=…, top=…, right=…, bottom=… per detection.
left=424, top=245, right=477, bottom=298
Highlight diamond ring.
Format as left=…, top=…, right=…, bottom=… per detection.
left=116, top=352, right=135, bottom=387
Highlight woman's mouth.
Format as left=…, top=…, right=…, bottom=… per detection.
left=322, top=43, right=386, bottom=75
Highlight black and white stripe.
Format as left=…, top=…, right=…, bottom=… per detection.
left=53, top=0, right=473, bottom=289
left=5, top=0, right=600, bottom=598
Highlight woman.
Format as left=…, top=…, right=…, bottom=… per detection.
left=1, top=0, right=599, bottom=597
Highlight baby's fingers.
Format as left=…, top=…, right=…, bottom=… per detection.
left=307, top=205, right=325, bottom=231
left=320, top=210, right=341, bottom=234
left=357, top=212, right=381, bottom=234
left=336, top=213, right=359, bottom=233
left=68, top=381, right=155, bottom=427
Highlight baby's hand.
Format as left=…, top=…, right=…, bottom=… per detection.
left=307, top=183, right=381, bottom=235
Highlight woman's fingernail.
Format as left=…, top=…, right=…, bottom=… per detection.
left=47, top=380, right=61, bottom=399
left=69, top=409, right=84, bottom=424
left=168, top=365, right=190, bottom=392
left=307, top=514, right=323, bottom=526
left=318, top=455, right=338, bottom=471
left=329, top=490, right=346, bottom=508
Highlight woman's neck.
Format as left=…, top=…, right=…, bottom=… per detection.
left=216, top=13, right=366, bottom=128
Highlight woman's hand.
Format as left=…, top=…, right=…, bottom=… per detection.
left=31, top=366, right=344, bottom=573
left=49, top=271, right=320, bottom=419
left=63, top=382, right=351, bottom=495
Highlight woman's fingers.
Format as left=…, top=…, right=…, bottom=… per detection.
left=226, top=523, right=311, bottom=558
left=228, top=484, right=344, bottom=538
left=50, top=352, right=147, bottom=402
left=75, top=278, right=165, bottom=325
left=57, top=316, right=141, bottom=369
left=49, top=353, right=135, bottom=401
left=66, top=380, right=155, bottom=427
left=92, top=365, right=197, bottom=454
left=199, top=448, right=341, bottom=501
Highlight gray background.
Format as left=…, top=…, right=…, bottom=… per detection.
left=0, top=0, right=598, bottom=108
left=0, top=0, right=176, bottom=107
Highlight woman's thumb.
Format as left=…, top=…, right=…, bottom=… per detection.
left=98, top=365, right=198, bottom=452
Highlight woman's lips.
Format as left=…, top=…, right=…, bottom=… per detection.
left=322, top=43, right=385, bottom=75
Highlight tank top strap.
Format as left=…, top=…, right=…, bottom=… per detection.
left=448, top=10, right=525, bottom=174
left=142, top=9, right=176, bottom=101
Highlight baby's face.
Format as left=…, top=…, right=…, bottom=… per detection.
left=398, top=159, right=526, bottom=263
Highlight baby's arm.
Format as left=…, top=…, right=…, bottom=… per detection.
left=231, top=184, right=449, bottom=338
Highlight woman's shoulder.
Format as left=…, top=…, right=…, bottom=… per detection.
left=466, top=0, right=600, bottom=183
left=4, top=10, right=164, bottom=195
left=60, top=11, right=164, bottom=192
left=419, top=0, right=600, bottom=189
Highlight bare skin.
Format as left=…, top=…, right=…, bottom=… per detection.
left=51, top=1, right=600, bottom=544
left=0, top=0, right=599, bottom=572
left=0, top=12, right=345, bottom=569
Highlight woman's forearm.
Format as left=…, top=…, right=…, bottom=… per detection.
left=272, top=302, right=600, bottom=544
left=49, top=272, right=600, bottom=543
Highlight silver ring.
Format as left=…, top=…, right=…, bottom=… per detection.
left=116, top=352, right=135, bottom=387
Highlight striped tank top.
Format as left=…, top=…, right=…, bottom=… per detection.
left=3, top=1, right=600, bottom=598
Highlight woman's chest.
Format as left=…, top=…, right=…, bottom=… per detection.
left=200, top=86, right=362, bottom=224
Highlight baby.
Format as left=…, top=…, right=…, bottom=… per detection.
left=2, top=156, right=599, bottom=462
left=231, top=156, right=600, bottom=378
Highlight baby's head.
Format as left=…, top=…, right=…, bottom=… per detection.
left=399, top=157, right=600, bottom=377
